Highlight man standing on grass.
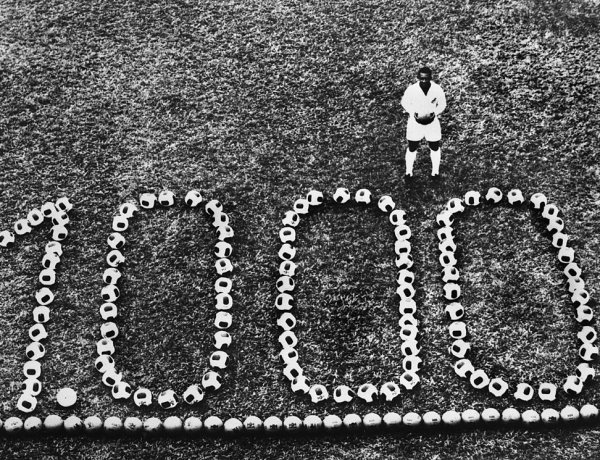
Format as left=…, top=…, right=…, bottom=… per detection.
left=401, top=66, right=447, bottom=178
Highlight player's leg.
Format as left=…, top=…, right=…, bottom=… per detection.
left=405, top=119, right=423, bottom=177
left=425, top=120, right=442, bottom=177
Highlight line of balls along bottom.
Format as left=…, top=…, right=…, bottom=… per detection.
left=0, top=404, right=599, bottom=436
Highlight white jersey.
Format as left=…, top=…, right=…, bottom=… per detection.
left=401, top=81, right=446, bottom=117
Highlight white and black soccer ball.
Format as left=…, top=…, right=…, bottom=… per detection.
left=309, top=384, right=329, bottom=403
left=355, top=189, right=372, bottom=204
left=454, top=358, right=474, bottom=379
left=464, top=190, right=481, bottom=206
left=112, top=381, right=133, bottom=400
left=184, top=190, right=203, bottom=207
left=514, top=383, right=534, bottom=401
left=333, top=188, right=351, bottom=204
left=469, top=368, right=489, bottom=390
left=158, top=191, right=175, bottom=206
left=202, top=370, right=222, bottom=391
left=538, top=382, right=557, bottom=401
left=306, top=190, right=324, bottom=207
left=507, top=189, right=525, bottom=205
left=380, top=382, right=401, bottom=402
left=133, top=388, right=152, bottom=407
left=485, top=187, right=503, bottom=204
left=139, top=193, right=157, bottom=209
left=291, top=375, right=310, bottom=394
left=183, top=384, right=204, bottom=404
left=378, top=195, right=395, bottom=213
left=357, top=383, right=378, bottom=403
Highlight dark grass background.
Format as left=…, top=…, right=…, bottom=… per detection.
left=1, top=0, right=600, bottom=458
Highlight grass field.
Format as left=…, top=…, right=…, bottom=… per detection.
left=1, top=0, right=600, bottom=458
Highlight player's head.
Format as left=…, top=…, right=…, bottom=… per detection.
left=417, top=67, right=432, bottom=82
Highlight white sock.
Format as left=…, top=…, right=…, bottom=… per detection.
left=430, top=148, right=441, bottom=176
left=405, top=149, right=417, bottom=176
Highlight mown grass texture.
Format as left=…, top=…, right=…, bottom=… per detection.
left=0, top=0, right=599, bottom=458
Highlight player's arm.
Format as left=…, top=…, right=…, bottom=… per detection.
left=433, top=86, right=447, bottom=116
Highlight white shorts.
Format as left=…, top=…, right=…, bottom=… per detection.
left=406, top=117, right=441, bottom=142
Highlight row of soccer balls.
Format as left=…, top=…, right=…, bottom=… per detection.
left=17, top=199, right=74, bottom=414
left=437, top=188, right=597, bottom=400
left=1, top=404, right=599, bottom=435
left=94, top=191, right=234, bottom=408
left=277, top=189, right=421, bottom=403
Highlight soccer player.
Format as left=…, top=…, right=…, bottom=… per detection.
left=401, top=67, right=447, bottom=178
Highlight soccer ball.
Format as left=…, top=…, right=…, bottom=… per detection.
left=223, top=418, right=244, bottom=435
left=215, top=293, right=232, bottom=310
left=521, top=409, right=540, bottom=425
left=103, top=268, right=122, bottom=285
left=481, top=408, right=501, bottom=423
left=29, top=324, right=48, bottom=342
left=576, top=363, right=596, bottom=383
left=400, top=324, right=419, bottom=341
left=439, top=251, right=457, bottom=268
left=293, top=198, right=310, bottom=215
left=203, top=416, right=224, bottom=433
left=133, top=388, right=152, bottom=407
left=275, top=293, right=294, bottom=311
left=485, top=187, right=503, bottom=204
left=205, top=199, right=223, bottom=216
left=282, top=210, right=300, bottom=227
left=214, top=331, right=232, bottom=350
left=278, top=243, right=296, bottom=260
left=309, top=384, right=329, bottom=403
left=441, top=410, right=462, bottom=427
left=437, top=226, right=454, bottom=242
left=540, top=408, right=560, bottom=425
left=215, top=241, right=233, bottom=258
left=279, top=347, right=298, bottom=365
left=395, top=253, right=414, bottom=270
left=501, top=407, right=521, bottom=423
left=399, top=298, right=417, bottom=315
left=507, top=189, right=524, bottom=205
left=560, top=405, right=580, bottom=423
left=139, top=193, right=157, bottom=209
left=202, top=371, right=222, bottom=391
left=397, top=269, right=415, bottom=285
left=342, top=413, right=362, bottom=430
left=216, top=224, right=234, bottom=241
left=283, top=362, right=303, bottom=381
left=439, top=238, right=457, bottom=253
left=453, top=358, right=474, bottom=379
left=580, top=404, right=599, bottom=420
left=291, top=375, right=310, bottom=394
left=464, top=190, right=481, bottom=206
left=276, top=275, right=295, bottom=293
left=469, top=368, right=489, bottom=390
left=443, top=283, right=461, bottom=300
left=112, top=215, right=129, bottom=232
left=101, top=369, right=122, bottom=387
left=575, top=305, right=594, bottom=324
left=279, top=227, right=296, bottom=244
left=355, top=189, right=372, bottom=204
left=27, top=209, right=44, bottom=227
left=396, top=282, right=415, bottom=300
left=243, top=416, right=263, bottom=432
left=422, top=411, right=442, bottom=427
left=100, top=322, right=119, bottom=340
left=107, top=232, right=126, bottom=250
left=568, top=277, right=585, bottom=294
left=530, top=192, right=547, bottom=210
left=514, top=383, right=534, bottom=401
left=96, top=338, right=115, bottom=355
left=552, top=232, right=568, bottom=248
left=112, top=381, right=132, bottom=400
left=283, top=415, right=302, bottom=432
left=323, top=415, right=343, bottom=431
left=446, top=198, right=465, bottom=214
left=215, top=258, right=233, bottom=275
left=442, top=266, right=460, bottom=283
left=400, top=339, right=421, bottom=356
left=279, top=330, right=298, bottom=348
left=331, top=385, right=353, bottom=403
left=390, top=209, right=406, bottom=226
left=211, top=212, right=229, bottom=228
left=445, top=302, right=464, bottom=320
left=214, top=311, right=233, bottom=329
left=363, top=413, right=382, bottom=429
left=32, top=306, right=50, bottom=323
left=542, top=203, right=559, bottom=220
left=538, top=382, right=557, bottom=401
left=64, top=415, right=84, bottom=433
left=100, top=303, right=118, bottom=321
left=461, top=409, right=480, bottom=424
left=209, top=351, right=229, bottom=369
left=436, top=211, right=454, bottom=227
left=546, top=217, right=564, bottom=233
left=215, top=277, right=233, bottom=294
left=262, top=416, right=283, bottom=433
left=106, top=249, right=125, bottom=267
left=277, top=312, right=296, bottom=330
left=400, top=371, right=420, bottom=390
left=42, top=252, right=60, bottom=270
left=395, top=239, right=411, bottom=256
left=94, top=355, right=115, bottom=374
left=563, top=375, right=583, bottom=395
left=279, top=260, right=297, bottom=277
left=17, top=393, right=37, bottom=413
left=22, top=377, right=42, bottom=396
left=333, top=187, right=351, bottom=204
left=184, top=190, right=203, bottom=207
left=35, top=287, right=54, bottom=306
left=55, top=197, right=73, bottom=212
left=157, top=390, right=179, bottom=409
left=448, top=321, right=467, bottom=339
left=579, top=342, right=599, bottom=361
left=380, top=382, right=401, bottom=401
left=378, top=195, right=395, bottom=213
left=0, top=230, right=15, bottom=247
left=303, top=414, right=323, bottom=431
left=14, top=219, right=32, bottom=235
left=399, top=313, right=418, bottom=328
left=158, top=191, right=175, bottom=206
left=26, top=342, right=46, bottom=361
left=101, top=285, right=120, bottom=303
left=357, top=383, right=378, bottom=403
left=382, top=412, right=403, bottom=429
left=402, top=412, right=422, bottom=428
left=306, top=190, right=324, bottom=206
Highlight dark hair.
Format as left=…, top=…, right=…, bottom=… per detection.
left=418, top=66, right=432, bottom=76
